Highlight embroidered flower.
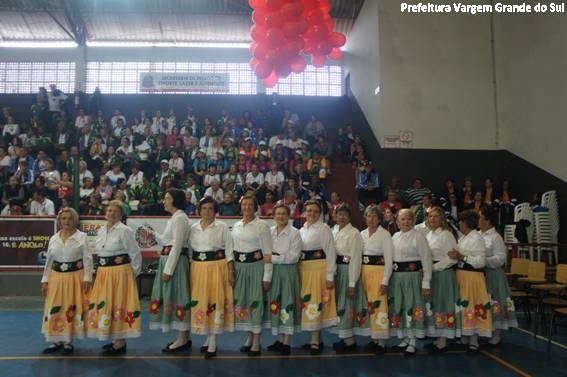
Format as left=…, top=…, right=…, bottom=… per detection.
left=464, top=308, right=475, bottom=326
left=425, top=302, right=433, bottom=317
left=393, top=263, right=399, bottom=271
left=270, top=300, right=281, bottom=315
left=198, top=253, right=207, bottom=261
left=321, top=290, right=331, bottom=306
left=492, top=301, right=501, bottom=316
left=65, top=305, right=75, bottom=323
left=390, top=314, right=401, bottom=328
left=305, top=304, right=321, bottom=320
left=194, top=309, right=206, bottom=325
left=238, top=254, right=247, bottom=263
left=342, top=255, right=350, bottom=263
left=125, top=311, right=136, bottom=328
left=88, top=309, right=99, bottom=328
left=412, top=306, right=425, bottom=322
left=363, top=256, right=370, bottom=264
left=214, top=310, right=224, bottom=325
left=175, top=305, right=186, bottom=321
left=254, top=251, right=262, bottom=260
left=376, top=312, right=389, bottom=329
left=506, top=297, right=515, bottom=312
left=367, top=301, right=376, bottom=316
left=114, top=256, right=124, bottom=265
left=60, top=263, right=69, bottom=272
left=434, top=312, right=447, bottom=328
left=150, top=300, right=161, bottom=314
left=474, top=304, right=488, bottom=320
left=98, top=314, right=111, bottom=330
left=51, top=316, right=66, bottom=332
left=235, top=306, right=249, bottom=321
left=207, top=303, right=216, bottom=315
left=356, top=311, right=366, bottom=326
left=99, top=258, right=107, bottom=266
left=405, top=313, right=413, bottom=328
left=112, top=306, right=126, bottom=322
left=280, top=309, right=290, bottom=324
left=76, top=260, right=83, bottom=269
left=224, top=298, right=234, bottom=315
left=447, top=312, right=456, bottom=329
left=408, top=262, right=417, bottom=271
left=313, top=250, right=322, bottom=259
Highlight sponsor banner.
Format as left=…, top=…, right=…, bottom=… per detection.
left=78, top=219, right=107, bottom=254
left=139, top=72, right=230, bottom=92
left=0, top=217, right=56, bottom=267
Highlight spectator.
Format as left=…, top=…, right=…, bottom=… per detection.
left=168, top=149, right=184, bottom=175
left=15, top=159, right=34, bottom=191
left=218, top=191, right=239, bottom=216
left=46, top=84, right=68, bottom=115
left=84, top=193, right=104, bottom=215
left=1, top=175, right=25, bottom=212
left=328, top=191, right=344, bottom=225
left=105, top=162, right=126, bottom=186
left=303, top=115, right=326, bottom=145
left=96, top=175, right=113, bottom=205
left=0, top=146, right=12, bottom=183
left=245, top=163, right=264, bottom=195
left=382, top=207, right=398, bottom=236
left=203, top=164, right=221, bottom=188
left=379, top=189, right=403, bottom=212
left=184, top=191, right=196, bottom=215
left=2, top=115, right=20, bottom=147
left=203, top=179, right=224, bottom=204
left=29, top=188, right=55, bottom=215
left=404, top=178, right=431, bottom=206
left=356, top=161, right=381, bottom=208
left=414, top=192, right=433, bottom=225
left=265, top=163, right=285, bottom=198
left=126, top=164, right=144, bottom=189
left=260, top=190, right=276, bottom=216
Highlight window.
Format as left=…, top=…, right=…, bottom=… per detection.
left=0, top=62, right=75, bottom=94
left=265, top=65, right=343, bottom=97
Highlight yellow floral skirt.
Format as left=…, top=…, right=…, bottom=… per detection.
left=456, top=270, right=493, bottom=337
left=298, top=259, right=338, bottom=331
left=361, top=265, right=390, bottom=340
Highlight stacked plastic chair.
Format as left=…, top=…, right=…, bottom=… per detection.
left=534, top=191, right=559, bottom=265
left=512, top=202, right=534, bottom=260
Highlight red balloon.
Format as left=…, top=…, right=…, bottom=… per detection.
left=254, top=61, right=273, bottom=79
left=308, top=10, right=326, bottom=25
left=316, top=40, right=333, bottom=55
left=252, top=9, right=267, bottom=25
left=265, top=12, right=283, bottom=28
left=296, top=18, right=309, bottom=34
left=275, top=63, right=292, bottom=78
left=283, top=21, right=299, bottom=38
left=253, top=43, right=270, bottom=60
left=280, top=40, right=299, bottom=59
left=329, top=32, right=346, bottom=48
left=312, top=25, right=329, bottom=40
left=290, top=55, right=306, bottom=73
left=328, top=48, right=343, bottom=61
left=312, top=54, right=326, bottom=68
left=249, top=0, right=267, bottom=9
left=280, top=2, right=305, bottom=19
left=263, top=71, right=279, bottom=88
left=265, top=0, right=284, bottom=12
left=318, top=2, right=331, bottom=14
left=265, top=48, right=283, bottom=64
left=267, top=28, right=285, bottom=46
left=325, top=17, right=335, bottom=31
left=293, top=37, right=305, bottom=51
left=249, top=42, right=258, bottom=55
left=251, top=25, right=268, bottom=43
left=303, top=0, right=319, bottom=11
left=249, top=57, right=261, bottom=70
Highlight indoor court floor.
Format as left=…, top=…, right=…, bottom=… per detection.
left=1, top=297, right=566, bottom=377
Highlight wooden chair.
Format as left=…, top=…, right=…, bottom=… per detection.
left=548, top=308, right=567, bottom=351
left=537, top=265, right=567, bottom=337
left=512, top=261, right=547, bottom=322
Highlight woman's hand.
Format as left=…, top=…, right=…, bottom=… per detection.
left=228, top=270, right=235, bottom=288
left=422, top=288, right=431, bottom=300
left=326, top=280, right=335, bottom=289
left=347, top=287, right=356, bottom=298
left=263, top=254, right=272, bottom=263
left=83, top=281, right=92, bottom=294
left=378, top=284, right=388, bottom=296
left=41, top=283, right=48, bottom=297
left=262, top=281, right=271, bottom=291
left=448, top=249, right=464, bottom=261
left=161, top=273, right=171, bottom=282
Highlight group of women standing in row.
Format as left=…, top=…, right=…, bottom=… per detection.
left=40, top=194, right=517, bottom=358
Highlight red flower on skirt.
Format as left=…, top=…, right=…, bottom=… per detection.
left=150, top=300, right=161, bottom=314
left=356, top=312, right=366, bottom=326
left=65, top=305, right=75, bottom=323
left=175, top=305, right=186, bottom=321
left=474, top=304, right=488, bottom=320
left=235, top=306, right=249, bottom=321
left=125, top=311, right=136, bottom=328
left=367, top=302, right=376, bottom=316
left=270, top=301, right=281, bottom=315
left=390, top=314, right=401, bottom=328
left=447, top=312, right=456, bottom=329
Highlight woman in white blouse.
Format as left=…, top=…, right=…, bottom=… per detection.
left=189, top=196, right=234, bottom=359
left=425, top=207, right=460, bottom=354
left=479, top=206, right=517, bottom=346
left=448, top=209, right=492, bottom=353
left=331, top=204, right=367, bottom=353
left=264, top=203, right=302, bottom=355
left=298, top=199, right=338, bottom=355
left=149, top=189, right=192, bottom=352
left=88, top=200, right=142, bottom=356
left=360, top=205, right=394, bottom=355
left=41, top=208, right=92, bottom=355
left=388, top=208, right=433, bottom=357
left=227, top=194, right=273, bottom=356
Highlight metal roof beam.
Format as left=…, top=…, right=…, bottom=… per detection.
left=58, top=0, right=87, bottom=45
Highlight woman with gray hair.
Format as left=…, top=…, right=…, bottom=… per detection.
left=41, top=207, right=92, bottom=355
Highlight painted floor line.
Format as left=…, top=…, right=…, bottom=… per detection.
left=481, top=350, right=532, bottom=377
left=514, top=327, right=567, bottom=350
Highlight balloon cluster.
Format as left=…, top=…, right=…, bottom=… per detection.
left=249, top=0, right=346, bottom=88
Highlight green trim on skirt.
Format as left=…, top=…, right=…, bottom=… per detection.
left=486, top=267, right=518, bottom=330
left=388, top=271, right=427, bottom=338
left=426, top=268, right=461, bottom=338
left=234, top=260, right=265, bottom=334
left=333, top=264, right=370, bottom=338
left=262, top=264, right=301, bottom=335
left=149, top=255, right=191, bottom=332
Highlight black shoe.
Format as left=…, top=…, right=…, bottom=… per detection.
left=467, top=346, right=480, bottom=355
left=267, top=340, right=284, bottom=352
left=102, top=342, right=114, bottom=350
left=389, top=345, right=408, bottom=353
left=280, top=345, right=291, bottom=355
left=365, top=341, right=378, bottom=350
left=374, top=345, right=386, bottom=355
left=428, top=345, right=447, bottom=355
left=102, top=345, right=127, bottom=356
left=335, top=341, right=357, bottom=354
left=239, top=345, right=251, bottom=353
left=403, top=349, right=416, bottom=357
left=301, top=342, right=324, bottom=350
left=205, top=350, right=217, bottom=359
left=310, top=344, right=322, bottom=355
left=248, top=349, right=262, bottom=357
left=200, top=346, right=208, bottom=353
left=42, top=343, right=63, bottom=354
left=162, top=341, right=192, bottom=353
left=62, top=344, right=74, bottom=355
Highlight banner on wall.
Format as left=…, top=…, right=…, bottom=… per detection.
left=78, top=219, right=107, bottom=254
left=139, top=72, right=230, bottom=92
left=0, top=217, right=56, bottom=268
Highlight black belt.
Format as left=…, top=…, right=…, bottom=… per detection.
left=336, top=255, right=352, bottom=264
left=97, top=253, right=130, bottom=267
left=393, top=260, right=422, bottom=272
left=52, top=259, right=84, bottom=273
left=301, top=249, right=326, bottom=261
left=362, top=255, right=385, bottom=266
left=234, top=250, right=263, bottom=263
left=456, top=261, right=484, bottom=273
left=193, top=250, right=226, bottom=262
left=161, top=246, right=189, bottom=257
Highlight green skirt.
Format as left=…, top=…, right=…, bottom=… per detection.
left=427, top=268, right=461, bottom=338
left=149, top=255, right=191, bottom=332
left=333, top=264, right=370, bottom=338
left=486, top=267, right=518, bottom=330
left=388, top=271, right=427, bottom=338
left=234, top=260, right=265, bottom=334
left=263, top=264, right=301, bottom=335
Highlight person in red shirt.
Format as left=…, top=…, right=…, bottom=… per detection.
left=260, top=190, right=276, bottom=217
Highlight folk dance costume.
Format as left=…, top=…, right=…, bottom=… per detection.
left=388, top=229, right=433, bottom=339
left=360, top=226, right=394, bottom=341
left=228, top=217, right=273, bottom=334
left=426, top=228, right=461, bottom=339
left=149, top=210, right=192, bottom=332
left=189, top=220, right=235, bottom=335
left=263, top=224, right=302, bottom=336
left=88, top=222, right=142, bottom=340
left=481, top=228, right=518, bottom=330
left=298, top=220, right=339, bottom=331
left=332, top=223, right=369, bottom=340
left=41, top=231, right=92, bottom=343
left=455, top=231, right=492, bottom=337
